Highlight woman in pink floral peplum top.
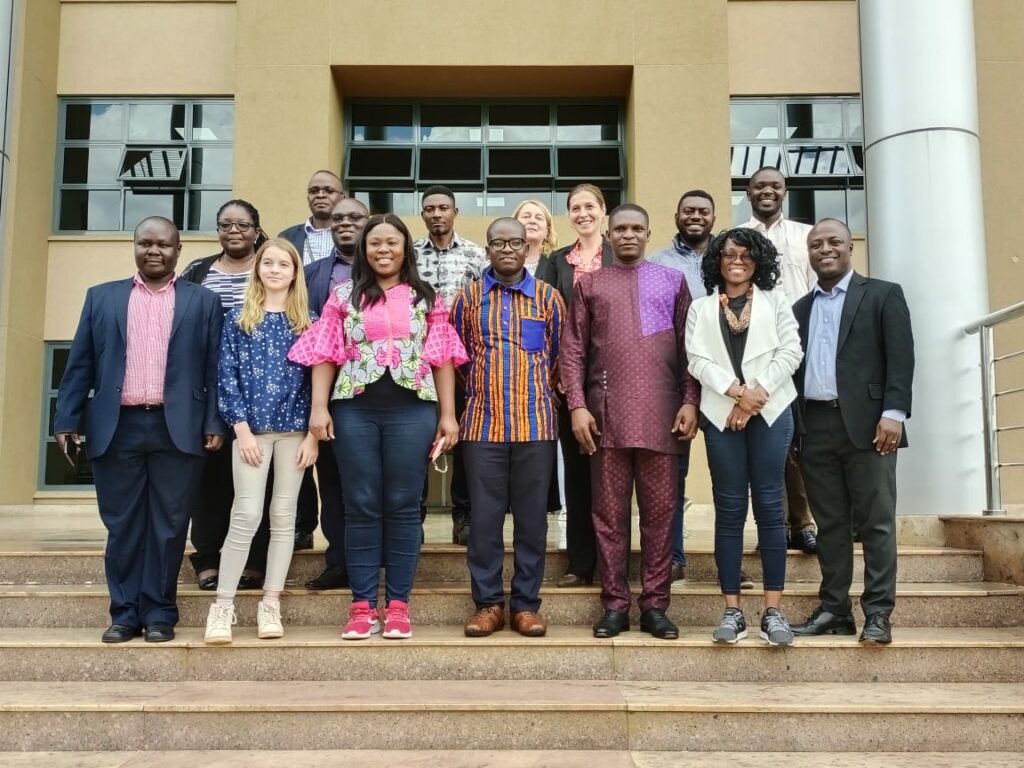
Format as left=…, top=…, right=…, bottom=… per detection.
left=289, top=214, right=467, bottom=641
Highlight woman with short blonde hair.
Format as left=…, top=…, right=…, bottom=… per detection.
left=513, top=199, right=559, bottom=274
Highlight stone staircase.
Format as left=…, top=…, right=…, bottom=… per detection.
left=1, top=540, right=1023, bottom=765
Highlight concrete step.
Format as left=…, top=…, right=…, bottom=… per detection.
left=0, top=545, right=984, bottom=585
left=0, top=752, right=639, bottom=768
left=1, top=581, right=1020, bottom=628
left=1, top=680, right=1022, bottom=752
left=1, top=753, right=1021, bottom=768
left=2, top=626, right=1022, bottom=684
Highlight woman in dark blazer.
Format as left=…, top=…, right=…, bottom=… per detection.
left=535, top=183, right=613, bottom=587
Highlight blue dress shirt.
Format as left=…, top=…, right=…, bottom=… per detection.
left=805, top=269, right=905, bottom=422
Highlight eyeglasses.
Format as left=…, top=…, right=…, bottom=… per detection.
left=308, top=186, right=340, bottom=196
left=487, top=238, right=527, bottom=251
left=721, top=251, right=753, bottom=263
left=216, top=221, right=255, bottom=233
left=330, top=212, right=367, bottom=224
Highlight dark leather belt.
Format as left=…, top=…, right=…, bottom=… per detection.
left=806, top=399, right=840, bottom=409
left=124, top=403, right=164, bottom=411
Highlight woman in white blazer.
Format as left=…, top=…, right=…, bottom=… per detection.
left=685, top=227, right=803, bottom=647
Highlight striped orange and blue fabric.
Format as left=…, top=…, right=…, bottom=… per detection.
left=451, top=268, right=565, bottom=442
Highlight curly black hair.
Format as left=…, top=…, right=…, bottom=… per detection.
left=701, top=227, right=781, bottom=293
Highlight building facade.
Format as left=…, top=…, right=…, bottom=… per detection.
left=0, top=0, right=1020, bottom=507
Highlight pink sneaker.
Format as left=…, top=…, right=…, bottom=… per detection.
left=341, top=601, right=380, bottom=640
left=382, top=600, right=412, bottom=639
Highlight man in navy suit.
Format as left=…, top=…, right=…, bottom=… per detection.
left=54, top=216, right=225, bottom=643
left=299, top=196, right=368, bottom=590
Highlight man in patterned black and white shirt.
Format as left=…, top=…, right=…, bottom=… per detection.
left=414, top=185, right=486, bottom=545
left=279, top=170, right=345, bottom=267
left=414, top=185, right=487, bottom=308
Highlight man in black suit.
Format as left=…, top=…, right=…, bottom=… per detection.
left=54, top=216, right=225, bottom=643
left=280, top=172, right=346, bottom=551
left=790, top=218, right=914, bottom=644
left=300, top=196, right=369, bottom=590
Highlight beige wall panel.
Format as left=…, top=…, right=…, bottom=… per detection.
left=728, top=0, right=860, bottom=95
left=636, top=0, right=728, bottom=66
left=235, top=0, right=329, bottom=67
left=327, top=0, right=633, bottom=67
left=0, top=0, right=61, bottom=502
left=233, top=64, right=341, bottom=235
left=977, top=0, right=1024, bottom=502
left=627, top=65, right=732, bottom=245
left=44, top=237, right=219, bottom=341
left=57, top=2, right=235, bottom=95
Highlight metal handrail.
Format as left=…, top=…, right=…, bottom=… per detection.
left=964, top=299, right=1024, bottom=335
left=964, top=299, right=1024, bottom=515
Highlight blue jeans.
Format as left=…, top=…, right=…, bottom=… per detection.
left=672, top=450, right=690, bottom=567
left=332, top=400, right=437, bottom=606
left=704, top=408, right=793, bottom=595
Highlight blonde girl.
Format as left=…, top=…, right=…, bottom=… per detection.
left=204, top=238, right=318, bottom=644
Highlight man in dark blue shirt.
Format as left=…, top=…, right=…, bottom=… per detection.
left=301, top=197, right=369, bottom=590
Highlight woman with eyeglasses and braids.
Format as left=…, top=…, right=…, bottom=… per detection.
left=180, top=199, right=273, bottom=592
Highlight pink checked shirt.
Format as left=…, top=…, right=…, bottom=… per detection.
left=121, top=274, right=175, bottom=406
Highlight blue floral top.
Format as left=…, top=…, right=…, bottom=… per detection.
left=218, top=308, right=315, bottom=433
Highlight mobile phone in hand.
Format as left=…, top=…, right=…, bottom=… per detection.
left=429, top=437, right=445, bottom=462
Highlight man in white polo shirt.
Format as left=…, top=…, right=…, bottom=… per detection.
left=741, top=166, right=819, bottom=556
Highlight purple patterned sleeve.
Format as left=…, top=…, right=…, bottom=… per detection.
left=674, top=275, right=701, bottom=406
left=287, top=292, right=349, bottom=366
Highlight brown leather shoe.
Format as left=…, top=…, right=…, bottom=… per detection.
left=464, top=605, right=505, bottom=637
left=511, top=610, right=547, bottom=637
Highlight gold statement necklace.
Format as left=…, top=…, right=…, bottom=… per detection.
left=719, top=287, right=754, bottom=334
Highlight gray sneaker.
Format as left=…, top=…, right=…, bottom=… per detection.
left=760, top=608, right=795, bottom=647
left=712, top=608, right=748, bottom=644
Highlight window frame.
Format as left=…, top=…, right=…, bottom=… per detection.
left=729, top=96, right=865, bottom=232
left=344, top=98, right=626, bottom=216
left=39, top=342, right=95, bottom=490
left=54, top=97, right=234, bottom=234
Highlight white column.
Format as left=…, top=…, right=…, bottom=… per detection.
left=859, top=0, right=989, bottom=514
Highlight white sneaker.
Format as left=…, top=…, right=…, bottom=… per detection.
left=204, top=603, right=236, bottom=645
left=257, top=600, right=284, bottom=639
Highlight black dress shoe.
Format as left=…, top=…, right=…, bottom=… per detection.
left=452, top=516, right=470, bottom=546
left=793, top=529, right=818, bottom=554
left=593, top=609, right=630, bottom=638
left=557, top=572, right=594, bottom=587
left=197, top=575, right=218, bottom=591
left=294, top=533, right=314, bottom=551
left=859, top=612, right=892, bottom=645
left=101, top=624, right=141, bottom=643
left=639, top=608, right=679, bottom=640
left=144, top=623, right=175, bottom=643
left=791, top=606, right=857, bottom=636
left=305, top=566, right=349, bottom=590
left=238, top=574, right=264, bottom=590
